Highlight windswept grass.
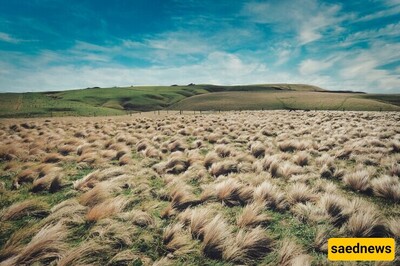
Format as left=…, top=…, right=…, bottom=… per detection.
left=0, top=110, right=398, bottom=265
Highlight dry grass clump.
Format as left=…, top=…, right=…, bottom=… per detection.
left=211, top=178, right=252, bottom=206
left=31, top=173, right=63, bottom=193
left=204, top=151, right=219, bottom=169
left=387, top=217, right=400, bottom=240
left=163, top=223, right=193, bottom=254
left=278, top=239, right=312, bottom=266
left=371, top=175, right=400, bottom=202
left=1, top=199, right=49, bottom=221
left=42, top=152, right=63, bottom=163
left=163, top=153, right=190, bottom=174
left=209, top=159, right=238, bottom=176
left=201, top=215, right=231, bottom=259
left=223, top=226, right=273, bottom=264
left=79, top=183, right=111, bottom=207
left=276, top=161, right=304, bottom=178
left=278, top=140, right=298, bottom=152
left=86, top=196, right=128, bottom=222
left=319, top=194, right=350, bottom=227
left=2, top=222, right=67, bottom=266
left=237, top=202, right=271, bottom=227
left=125, top=210, right=155, bottom=227
left=167, top=139, right=187, bottom=152
left=189, top=208, right=213, bottom=239
left=291, top=202, right=327, bottom=224
left=88, top=219, right=134, bottom=248
left=250, top=142, right=266, bottom=158
left=58, top=144, right=76, bottom=155
left=168, top=181, right=200, bottom=210
left=293, top=151, right=310, bottom=166
left=343, top=169, right=372, bottom=192
left=118, top=153, right=132, bottom=165
left=58, top=240, right=109, bottom=266
left=287, top=183, right=318, bottom=204
left=15, top=169, right=38, bottom=185
left=314, top=225, right=334, bottom=253
left=345, top=204, right=388, bottom=237
left=43, top=199, right=87, bottom=225
left=215, top=144, right=234, bottom=157
left=389, top=163, right=400, bottom=177
left=253, top=181, right=287, bottom=210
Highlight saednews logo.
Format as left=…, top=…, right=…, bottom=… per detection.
left=328, top=238, right=395, bottom=261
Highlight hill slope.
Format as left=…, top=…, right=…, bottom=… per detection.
left=0, top=84, right=398, bottom=117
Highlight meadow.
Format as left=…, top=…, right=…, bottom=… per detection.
left=0, top=110, right=399, bottom=265
left=0, top=84, right=399, bottom=118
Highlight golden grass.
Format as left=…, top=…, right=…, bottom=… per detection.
left=237, top=202, right=271, bottom=228
left=86, top=196, right=128, bottom=222
left=2, top=222, right=67, bottom=265
left=1, top=199, right=49, bottom=221
left=1, top=111, right=398, bottom=265
left=223, top=226, right=273, bottom=264
left=371, top=175, right=400, bottom=202
left=202, top=215, right=231, bottom=259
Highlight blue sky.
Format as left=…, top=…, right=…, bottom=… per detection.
left=0, top=0, right=399, bottom=93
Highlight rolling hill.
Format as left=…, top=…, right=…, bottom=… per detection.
left=0, top=84, right=399, bottom=117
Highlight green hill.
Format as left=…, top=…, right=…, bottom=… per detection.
left=0, top=84, right=398, bottom=117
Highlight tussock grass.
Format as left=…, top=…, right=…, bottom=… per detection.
left=86, top=196, right=128, bottom=222
left=202, top=215, right=231, bottom=259
left=189, top=207, right=213, bottom=239
left=209, top=159, right=238, bottom=176
left=223, top=226, right=273, bottom=264
left=237, top=202, right=271, bottom=227
left=2, top=222, right=67, bottom=266
left=163, top=223, right=193, bottom=254
left=319, top=194, right=350, bottom=227
left=345, top=205, right=389, bottom=237
left=253, top=181, right=287, bottom=210
left=1, top=111, right=398, bottom=265
left=371, top=175, right=400, bottom=202
left=343, top=169, right=372, bottom=192
left=287, top=183, right=318, bottom=204
left=58, top=240, right=109, bottom=266
left=1, top=199, right=49, bottom=221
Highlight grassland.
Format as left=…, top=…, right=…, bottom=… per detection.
left=1, top=84, right=398, bottom=118
left=0, top=111, right=399, bottom=265
left=170, top=91, right=400, bottom=111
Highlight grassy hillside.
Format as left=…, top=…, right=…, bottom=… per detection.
left=169, top=91, right=400, bottom=111
left=0, top=84, right=398, bottom=117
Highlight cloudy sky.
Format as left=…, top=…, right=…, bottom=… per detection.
left=0, top=0, right=399, bottom=93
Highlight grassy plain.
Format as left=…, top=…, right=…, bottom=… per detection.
left=170, top=91, right=400, bottom=111
left=1, top=84, right=398, bottom=118
left=0, top=111, right=399, bottom=265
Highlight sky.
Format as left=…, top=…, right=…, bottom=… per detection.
left=0, top=0, right=399, bottom=93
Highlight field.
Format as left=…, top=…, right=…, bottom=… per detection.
left=0, top=84, right=399, bottom=118
left=169, top=91, right=400, bottom=111
left=0, top=111, right=399, bottom=265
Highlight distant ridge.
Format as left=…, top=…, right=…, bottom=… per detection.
left=0, top=84, right=398, bottom=118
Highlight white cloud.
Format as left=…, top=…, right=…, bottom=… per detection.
left=0, top=32, right=21, bottom=43
left=299, top=59, right=333, bottom=75
left=241, top=0, right=348, bottom=45
left=338, top=42, right=400, bottom=92
left=341, top=22, right=400, bottom=46
left=356, top=1, right=400, bottom=22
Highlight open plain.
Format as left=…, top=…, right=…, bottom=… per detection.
left=0, top=110, right=399, bottom=265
